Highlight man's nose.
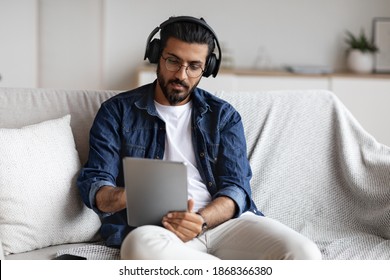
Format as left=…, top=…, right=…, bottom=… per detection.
left=174, top=65, right=188, bottom=80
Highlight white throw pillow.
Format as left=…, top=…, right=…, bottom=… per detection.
left=0, top=115, right=101, bottom=255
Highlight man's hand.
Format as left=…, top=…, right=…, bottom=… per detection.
left=162, top=199, right=204, bottom=242
left=162, top=196, right=237, bottom=242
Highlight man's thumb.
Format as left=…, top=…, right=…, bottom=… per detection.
left=187, top=199, right=194, bottom=212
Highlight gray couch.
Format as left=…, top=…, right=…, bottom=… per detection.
left=1, top=87, right=390, bottom=260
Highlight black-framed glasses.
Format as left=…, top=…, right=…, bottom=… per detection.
left=161, top=55, right=204, bottom=78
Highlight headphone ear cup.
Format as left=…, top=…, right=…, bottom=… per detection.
left=203, top=53, right=217, bottom=77
left=146, top=38, right=161, bottom=64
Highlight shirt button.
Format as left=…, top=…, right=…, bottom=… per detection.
left=200, top=152, right=205, bottom=157
left=208, top=182, right=213, bottom=187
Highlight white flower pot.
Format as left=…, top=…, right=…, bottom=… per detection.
left=346, top=50, right=374, bottom=74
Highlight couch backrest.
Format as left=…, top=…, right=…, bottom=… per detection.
left=0, top=87, right=118, bottom=164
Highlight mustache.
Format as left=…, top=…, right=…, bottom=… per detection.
left=169, top=79, right=189, bottom=88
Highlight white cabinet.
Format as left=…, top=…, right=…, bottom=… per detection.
left=234, top=74, right=329, bottom=91
left=331, top=76, right=390, bottom=146
left=199, top=72, right=329, bottom=92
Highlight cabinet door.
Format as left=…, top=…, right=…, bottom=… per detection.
left=202, top=75, right=330, bottom=92
left=198, top=73, right=236, bottom=92
left=236, top=76, right=329, bottom=91
left=0, top=0, right=38, bottom=87
left=332, top=77, right=390, bottom=147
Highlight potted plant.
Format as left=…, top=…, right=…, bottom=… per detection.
left=345, top=29, right=378, bottom=73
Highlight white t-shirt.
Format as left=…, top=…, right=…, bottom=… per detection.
left=154, top=101, right=211, bottom=212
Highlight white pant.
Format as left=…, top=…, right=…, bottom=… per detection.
left=120, top=214, right=322, bottom=260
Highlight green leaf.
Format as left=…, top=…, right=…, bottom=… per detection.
left=345, top=29, right=378, bottom=53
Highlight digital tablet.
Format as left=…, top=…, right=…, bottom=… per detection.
left=123, top=157, right=188, bottom=227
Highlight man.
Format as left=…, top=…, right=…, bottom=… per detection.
left=77, top=16, right=321, bottom=260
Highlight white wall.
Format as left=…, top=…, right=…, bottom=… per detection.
left=103, top=0, right=390, bottom=90
left=1, top=0, right=389, bottom=90
left=39, top=0, right=102, bottom=89
left=0, top=0, right=38, bottom=87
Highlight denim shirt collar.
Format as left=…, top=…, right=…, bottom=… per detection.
left=134, top=81, right=159, bottom=117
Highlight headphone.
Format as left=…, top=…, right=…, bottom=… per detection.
left=144, top=16, right=222, bottom=78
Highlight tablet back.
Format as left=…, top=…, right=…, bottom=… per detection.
left=123, top=157, right=188, bottom=227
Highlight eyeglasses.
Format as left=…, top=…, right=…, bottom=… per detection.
left=161, top=55, right=204, bottom=78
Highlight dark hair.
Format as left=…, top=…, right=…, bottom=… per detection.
left=160, top=21, right=215, bottom=57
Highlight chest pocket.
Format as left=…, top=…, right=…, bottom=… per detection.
left=122, top=127, right=150, bottom=158
left=123, top=143, right=146, bottom=158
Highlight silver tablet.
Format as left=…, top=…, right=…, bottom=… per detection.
left=123, top=157, right=188, bottom=227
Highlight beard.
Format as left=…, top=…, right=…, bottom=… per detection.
left=156, top=64, right=200, bottom=105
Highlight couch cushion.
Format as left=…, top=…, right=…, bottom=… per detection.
left=4, top=243, right=91, bottom=260
left=0, top=115, right=101, bottom=255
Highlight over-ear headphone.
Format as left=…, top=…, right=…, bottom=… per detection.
left=144, top=16, right=222, bottom=78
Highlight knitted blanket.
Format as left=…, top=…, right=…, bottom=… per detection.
left=215, top=90, right=390, bottom=259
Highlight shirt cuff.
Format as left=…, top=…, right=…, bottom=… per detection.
left=215, top=186, right=248, bottom=217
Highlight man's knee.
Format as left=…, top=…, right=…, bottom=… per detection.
left=121, top=225, right=158, bottom=259
left=120, top=225, right=180, bottom=260
left=287, top=239, right=322, bottom=260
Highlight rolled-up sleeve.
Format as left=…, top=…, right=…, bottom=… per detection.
left=214, top=109, right=253, bottom=217
left=77, top=101, right=122, bottom=218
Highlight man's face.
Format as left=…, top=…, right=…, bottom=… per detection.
left=155, top=37, right=209, bottom=106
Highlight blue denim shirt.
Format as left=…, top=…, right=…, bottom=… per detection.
left=77, top=82, right=262, bottom=247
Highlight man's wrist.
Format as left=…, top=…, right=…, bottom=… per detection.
left=195, top=211, right=208, bottom=236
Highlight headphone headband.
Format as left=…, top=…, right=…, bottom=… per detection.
left=144, top=16, right=222, bottom=78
